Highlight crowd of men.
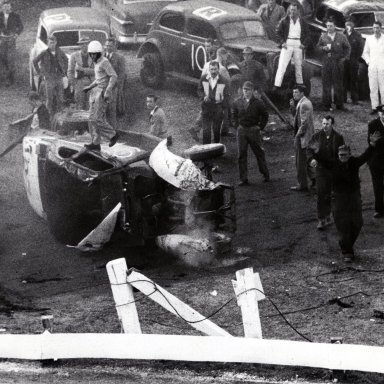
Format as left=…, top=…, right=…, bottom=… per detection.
left=2, top=0, right=384, bottom=262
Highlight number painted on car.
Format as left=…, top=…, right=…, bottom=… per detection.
left=191, top=44, right=207, bottom=72
left=192, top=7, right=227, bottom=21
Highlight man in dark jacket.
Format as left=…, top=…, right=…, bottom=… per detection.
left=231, top=81, right=269, bottom=185
left=197, top=61, right=229, bottom=144
left=308, top=115, right=344, bottom=229
left=367, top=105, right=384, bottom=218
left=274, top=3, right=310, bottom=89
left=0, top=1, right=23, bottom=86
left=343, top=17, right=364, bottom=104
left=309, top=133, right=381, bottom=262
left=317, top=17, right=351, bottom=111
left=32, top=35, right=69, bottom=116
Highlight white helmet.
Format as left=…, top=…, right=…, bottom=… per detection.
left=88, top=40, right=103, bottom=53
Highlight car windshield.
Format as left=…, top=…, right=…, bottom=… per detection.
left=219, top=20, right=265, bottom=40
left=53, top=30, right=108, bottom=47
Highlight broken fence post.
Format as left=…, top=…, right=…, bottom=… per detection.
left=106, top=258, right=141, bottom=334
left=232, top=267, right=265, bottom=338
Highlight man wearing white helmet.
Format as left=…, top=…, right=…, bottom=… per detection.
left=83, top=40, right=118, bottom=151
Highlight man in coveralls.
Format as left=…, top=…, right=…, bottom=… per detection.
left=317, top=17, right=351, bottom=111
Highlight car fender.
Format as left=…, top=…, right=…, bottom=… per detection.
left=137, top=38, right=163, bottom=58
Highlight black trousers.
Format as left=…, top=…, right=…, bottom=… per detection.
left=316, top=168, right=332, bottom=219
left=322, top=58, right=345, bottom=108
left=333, top=191, right=363, bottom=254
left=369, top=165, right=384, bottom=214
left=202, top=104, right=223, bottom=144
left=344, top=59, right=359, bottom=103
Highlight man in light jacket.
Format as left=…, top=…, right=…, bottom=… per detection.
left=67, top=37, right=94, bottom=110
left=290, top=84, right=315, bottom=192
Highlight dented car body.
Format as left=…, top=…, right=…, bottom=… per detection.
left=22, top=111, right=236, bottom=252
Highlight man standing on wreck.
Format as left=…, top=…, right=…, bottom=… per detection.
left=83, top=40, right=118, bottom=151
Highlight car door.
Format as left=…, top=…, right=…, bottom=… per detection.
left=157, top=11, right=187, bottom=73
left=185, top=17, right=218, bottom=79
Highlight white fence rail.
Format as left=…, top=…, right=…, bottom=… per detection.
left=0, top=333, right=383, bottom=374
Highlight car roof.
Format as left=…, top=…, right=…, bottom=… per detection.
left=161, top=0, right=259, bottom=25
left=322, top=0, right=384, bottom=14
left=40, top=7, right=109, bottom=33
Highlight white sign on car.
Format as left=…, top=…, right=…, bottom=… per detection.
left=192, top=6, right=227, bottom=21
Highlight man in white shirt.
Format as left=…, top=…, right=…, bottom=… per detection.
left=362, top=21, right=384, bottom=114
left=274, top=3, right=310, bottom=89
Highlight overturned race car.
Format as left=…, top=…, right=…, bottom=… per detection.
left=22, top=110, right=236, bottom=261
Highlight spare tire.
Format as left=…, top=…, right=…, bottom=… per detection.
left=183, top=143, right=226, bottom=162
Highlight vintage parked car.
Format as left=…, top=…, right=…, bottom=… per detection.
left=90, top=0, right=182, bottom=44
left=20, top=110, right=236, bottom=253
left=137, top=0, right=312, bottom=95
left=29, top=7, right=110, bottom=92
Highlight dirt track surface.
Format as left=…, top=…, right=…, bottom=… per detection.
left=1, top=0, right=384, bottom=383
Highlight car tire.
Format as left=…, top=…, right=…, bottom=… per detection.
left=183, top=143, right=226, bottom=162
left=140, top=52, right=165, bottom=89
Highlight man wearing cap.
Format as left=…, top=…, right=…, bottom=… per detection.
left=307, top=115, right=344, bottom=230
left=317, top=17, right=351, bottom=111
left=274, top=3, right=310, bottom=89
left=309, top=133, right=381, bottom=262
left=198, top=61, right=229, bottom=144
left=67, top=37, right=94, bottom=110
left=83, top=40, right=118, bottom=151
left=257, top=0, right=285, bottom=42
left=231, top=81, right=269, bottom=185
left=104, top=37, right=127, bottom=127
left=362, top=21, right=384, bottom=114
left=32, top=35, right=68, bottom=116
left=289, top=84, right=315, bottom=192
left=367, top=105, right=384, bottom=218
left=0, top=1, right=23, bottom=86
left=343, top=17, right=364, bottom=105
left=238, top=47, right=267, bottom=92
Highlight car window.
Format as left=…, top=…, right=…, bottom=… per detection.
left=220, top=20, right=265, bottom=40
left=186, top=18, right=217, bottom=39
left=53, top=30, right=108, bottom=47
left=39, top=25, right=48, bottom=44
left=53, top=31, right=79, bottom=47
left=159, top=12, right=185, bottom=32
left=79, top=31, right=108, bottom=44
left=351, top=12, right=376, bottom=29
left=315, top=6, right=344, bottom=28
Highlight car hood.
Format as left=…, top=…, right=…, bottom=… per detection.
left=224, top=37, right=280, bottom=54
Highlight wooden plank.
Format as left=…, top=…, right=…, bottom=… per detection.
left=106, top=259, right=141, bottom=334
left=232, top=268, right=264, bottom=338
left=0, top=333, right=384, bottom=374
left=126, top=270, right=231, bottom=337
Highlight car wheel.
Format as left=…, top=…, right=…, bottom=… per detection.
left=140, top=52, right=165, bottom=89
left=183, top=143, right=226, bottom=162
